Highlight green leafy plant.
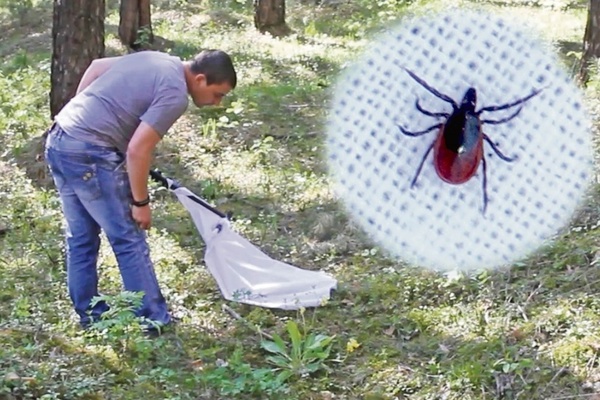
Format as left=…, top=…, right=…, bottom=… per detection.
left=260, top=314, right=336, bottom=382
left=86, top=291, right=162, bottom=362
left=249, top=136, right=274, bottom=162
left=89, top=290, right=146, bottom=331
left=134, top=25, right=153, bottom=49
left=200, top=346, right=290, bottom=397
left=493, top=357, right=534, bottom=374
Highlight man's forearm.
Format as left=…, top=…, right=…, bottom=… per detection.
left=76, top=57, right=121, bottom=94
left=126, top=149, right=152, bottom=203
left=126, top=121, right=162, bottom=204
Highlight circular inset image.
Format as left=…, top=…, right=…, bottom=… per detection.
left=326, top=10, right=594, bottom=272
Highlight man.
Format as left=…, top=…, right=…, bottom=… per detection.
left=45, top=49, right=236, bottom=332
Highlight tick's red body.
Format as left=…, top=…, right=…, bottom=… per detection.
left=433, top=109, right=484, bottom=184
left=398, top=69, right=543, bottom=213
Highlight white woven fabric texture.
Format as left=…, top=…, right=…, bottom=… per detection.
left=326, top=10, right=594, bottom=271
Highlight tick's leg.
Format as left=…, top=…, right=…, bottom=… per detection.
left=416, top=99, right=450, bottom=118
left=405, top=68, right=458, bottom=110
left=477, top=87, right=544, bottom=114
left=398, top=123, right=443, bottom=137
left=483, top=134, right=516, bottom=162
left=481, top=107, right=522, bottom=125
left=411, top=141, right=435, bottom=188
left=481, top=156, right=489, bottom=214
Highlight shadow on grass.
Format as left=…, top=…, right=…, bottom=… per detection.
left=0, top=2, right=52, bottom=68
left=555, top=39, right=583, bottom=75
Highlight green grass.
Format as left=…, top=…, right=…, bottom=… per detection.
left=1, top=0, right=600, bottom=399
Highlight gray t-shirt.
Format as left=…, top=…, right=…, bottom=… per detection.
left=56, top=51, right=189, bottom=152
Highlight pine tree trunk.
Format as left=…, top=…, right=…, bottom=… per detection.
left=139, top=0, right=153, bottom=45
left=579, top=0, right=600, bottom=85
left=119, top=0, right=153, bottom=51
left=254, top=0, right=291, bottom=37
left=50, top=0, right=105, bottom=119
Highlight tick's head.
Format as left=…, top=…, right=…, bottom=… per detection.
left=461, top=88, right=477, bottom=110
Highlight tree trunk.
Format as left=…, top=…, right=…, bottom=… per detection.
left=254, top=0, right=291, bottom=37
left=139, top=0, right=152, bottom=41
left=50, top=0, right=105, bottom=119
left=119, top=0, right=153, bottom=51
left=579, top=0, right=600, bottom=85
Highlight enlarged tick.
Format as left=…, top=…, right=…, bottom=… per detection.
left=398, top=68, right=544, bottom=213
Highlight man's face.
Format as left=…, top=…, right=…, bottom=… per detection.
left=190, top=74, right=232, bottom=107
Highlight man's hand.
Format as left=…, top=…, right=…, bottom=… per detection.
left=132, top=204, right=152, bottom=230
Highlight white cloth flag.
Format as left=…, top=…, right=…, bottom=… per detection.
left=170, top=185, right=337, bottom=310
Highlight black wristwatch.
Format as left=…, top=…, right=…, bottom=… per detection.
left=132, top=196, right=151, bottom=207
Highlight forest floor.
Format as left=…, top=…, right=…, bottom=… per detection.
left=2, top=0, right=600, bottom=399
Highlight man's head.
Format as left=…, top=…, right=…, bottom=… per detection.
left=185, top=49, right=237, bottom=107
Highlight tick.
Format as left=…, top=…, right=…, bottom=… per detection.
left=397, top=68, right=544, bottom=213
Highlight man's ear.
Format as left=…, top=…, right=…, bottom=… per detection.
left=194, top=73, right=207, bottom=86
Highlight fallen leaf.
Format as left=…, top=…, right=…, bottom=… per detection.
left=383, top=326, right=395, bottom=336
left=5, top=372, right=20, bottom=381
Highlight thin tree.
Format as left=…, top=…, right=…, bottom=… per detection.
left=579, top=0, right=600, bottom=85
left=50, top=0, right=105, bottom=118
left=119, top=0, right=153, bottom=51
left=254, top=0, right=291, bottom=37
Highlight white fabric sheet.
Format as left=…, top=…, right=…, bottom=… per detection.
left=171, top=185, right=337, bottom=310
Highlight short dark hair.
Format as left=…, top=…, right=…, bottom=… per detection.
left=190, top=49, right=237, bottom=89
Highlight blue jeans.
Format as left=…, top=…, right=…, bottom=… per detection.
left=45, top=124, right=171, bottom=328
